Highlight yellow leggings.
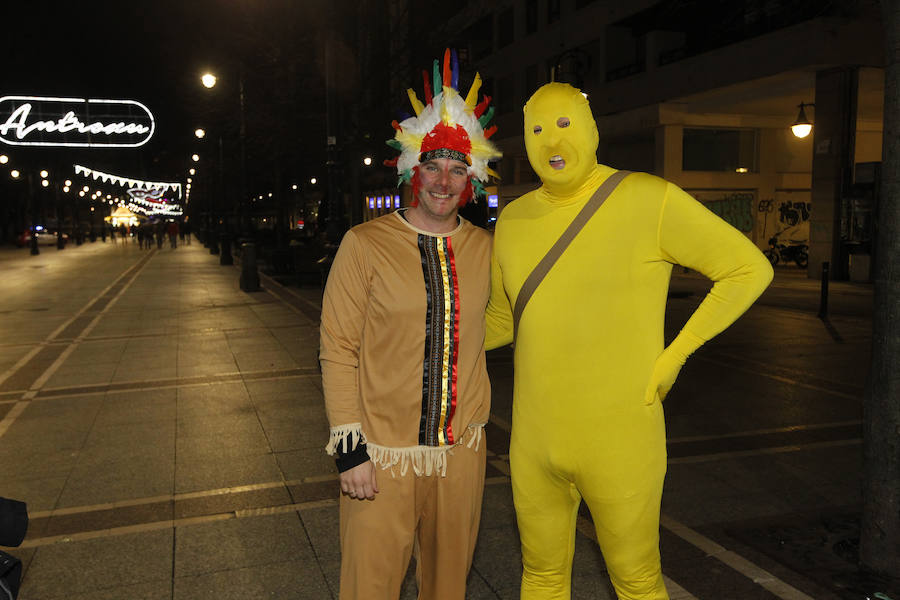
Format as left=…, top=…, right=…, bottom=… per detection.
left=510, top=415, right=669, bottom=600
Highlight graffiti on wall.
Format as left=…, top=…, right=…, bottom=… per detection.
left=699, top=192, right=754, bottom=232
left=778, top=200, right=811, bottom=226
left=758, top=197, right=811, bottom=244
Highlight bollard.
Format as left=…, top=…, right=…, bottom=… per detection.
left=219, top=233, right=234, bottom=266
left=240, top=242, right=260, bottom=292
left=818, top=261, right=829, bottom=319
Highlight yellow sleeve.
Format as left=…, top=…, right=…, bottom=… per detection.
left=319, top=230, right=369, bottom=450
left=485, top=248, right=514, bottom=350
left=658, top=183, right=773, bottom=360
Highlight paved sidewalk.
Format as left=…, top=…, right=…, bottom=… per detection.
left=0, top=239, right=889, bottom=599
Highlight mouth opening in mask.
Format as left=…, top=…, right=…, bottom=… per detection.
left=549, top=155, right=566, bottom=170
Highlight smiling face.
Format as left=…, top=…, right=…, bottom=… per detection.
left=408, top=157, right=470, bottom=232
left=523, top=83, right=599, bottom=194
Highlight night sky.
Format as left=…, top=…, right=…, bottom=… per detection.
left=2, top=0, right=337, bottom=189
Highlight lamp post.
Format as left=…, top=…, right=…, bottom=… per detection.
left=27, top=172, right=39, bottom=255
left=200, top=69, right=247, bottom=259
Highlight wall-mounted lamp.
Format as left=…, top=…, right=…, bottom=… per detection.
left=791, top=102, right=814, bottom=139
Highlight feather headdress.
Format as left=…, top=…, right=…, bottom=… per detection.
left=385, top=48, right=502, bottom=200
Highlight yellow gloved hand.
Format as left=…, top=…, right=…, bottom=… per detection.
left=643, top=329, right=705, bottom=405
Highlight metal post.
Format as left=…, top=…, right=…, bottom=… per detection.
left=818, top=261, right=830, bottom=318
left=240, top=242, right=260, bottom=292
left=28, top=173, right=39, bottom=255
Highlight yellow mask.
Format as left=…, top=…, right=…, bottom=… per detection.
left=523, top=83, right=599, bottom=196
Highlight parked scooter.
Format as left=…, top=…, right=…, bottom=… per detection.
left=764, top=234, right=808, bottom=268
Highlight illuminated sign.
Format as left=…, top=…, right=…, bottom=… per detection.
left=368, top=197, right=375, bottom=209
left=487, top=194, right=498, bottom=208
left=0, top=96, right=154, bottom=147
left=394, top=195, right=401, bottom=208
left=376, top=197, right=383, bottom=208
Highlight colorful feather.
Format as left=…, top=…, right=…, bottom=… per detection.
left=422, top=71, right=433, bottom=105
left=474, top=95, right=491, bottom=118
left=451, top=48, right=459, bottom=89
left=478, top=106, right=495, bottom=128
left=433, top=60, right=441, bottom=97
left=442, top=48, right=452, bottom=93
left=406, top=88, right=424, bottom=116
left=465, top=73, right=482, bottom=110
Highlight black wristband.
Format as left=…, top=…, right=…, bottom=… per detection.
left=335, top=443, right=370, bottom=473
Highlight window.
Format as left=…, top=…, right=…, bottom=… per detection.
left=682, top=128, right=759, bottom=172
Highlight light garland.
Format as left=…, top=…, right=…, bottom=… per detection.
left=74, top=165, right=182, bottom=198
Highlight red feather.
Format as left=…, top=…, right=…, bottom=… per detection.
left=483, top=125, right=497, bottom=139
left=422, top=71, right=433, bottom=104
left=442, top=48, right=451, bottom=89
left=383, top=158, right=399, bottom=167
left=474, top=95, right=492, bottom=118
left=391, top=120, right=402, bottom=131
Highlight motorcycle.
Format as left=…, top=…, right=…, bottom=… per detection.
left=764, top=234, right=808, bottom=268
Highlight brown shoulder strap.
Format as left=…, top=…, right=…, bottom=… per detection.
left=512, top=170, right=631, bottom=342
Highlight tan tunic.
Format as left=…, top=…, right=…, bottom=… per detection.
left=320, top=211, right=492, bottom=476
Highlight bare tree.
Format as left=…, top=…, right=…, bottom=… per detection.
left=859, top=0, right=900, bottom=578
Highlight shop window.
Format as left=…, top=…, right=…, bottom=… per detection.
left=682, top=128, right=759, bottom=172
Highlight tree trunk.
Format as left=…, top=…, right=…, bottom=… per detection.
left=859, top=0, right=900, bottom=577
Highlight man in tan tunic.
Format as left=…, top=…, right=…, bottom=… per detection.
left=319, top=49, right=501, bottom=600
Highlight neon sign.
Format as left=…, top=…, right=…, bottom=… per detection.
left=0, top=96, right=154, bottom=147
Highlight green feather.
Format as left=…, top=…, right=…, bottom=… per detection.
left=432, top=60, right=441, bottom=94
left=478, top=107, right=495, bottom=128
left=386, top=139, right=403, bottom=150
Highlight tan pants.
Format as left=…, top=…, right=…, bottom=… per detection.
left=338, top=440, right=487, bottom=600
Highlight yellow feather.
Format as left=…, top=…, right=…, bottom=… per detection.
left=465, top=73, right=482, bottom=110
left=396, top=131, right=424, bottom=151
left=486, top=167, right=500, bottom=179
left=441, top=96, right=453, bottom=125
left=407, top=88, right=424, bottom=116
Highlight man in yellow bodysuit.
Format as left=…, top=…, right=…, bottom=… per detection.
left=485, top=83, right=773, bottom=599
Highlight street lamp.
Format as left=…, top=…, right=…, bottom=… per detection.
left=310, top=177, right=317, bottom=185
left=192, top=154, right=200, bottom=162
left=363, top=157, right=372, bottom=166
left=195, top=128, right=206, bottom=139
left=201, top=72, right=217, bottom=89
left=791, top=102, right=814, bottom=139
left=0, top=155, right=7, bottom=164
left=40, top=170, right=48, bottom=178
left=10, top=170, right=20, bottom=179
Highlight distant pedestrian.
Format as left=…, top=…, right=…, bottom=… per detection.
left=167, top=221, right=179, bottom=248
left=109, top=225, right=116, bottom=244
left=137, top=225, right=145, bottom=249
left=183, top=220, right=192, bottom=245
left=155, top=221, right=164, bottom=249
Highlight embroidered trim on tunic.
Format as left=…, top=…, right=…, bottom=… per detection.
left=417, top=234, right=460, bottom=447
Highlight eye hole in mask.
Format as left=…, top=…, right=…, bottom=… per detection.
left=557, top=117, right=570, bottom=128
left=533, top=125, right=542, bottom=135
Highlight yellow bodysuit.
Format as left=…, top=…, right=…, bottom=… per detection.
left=486, top=83, right=773, bottom=599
